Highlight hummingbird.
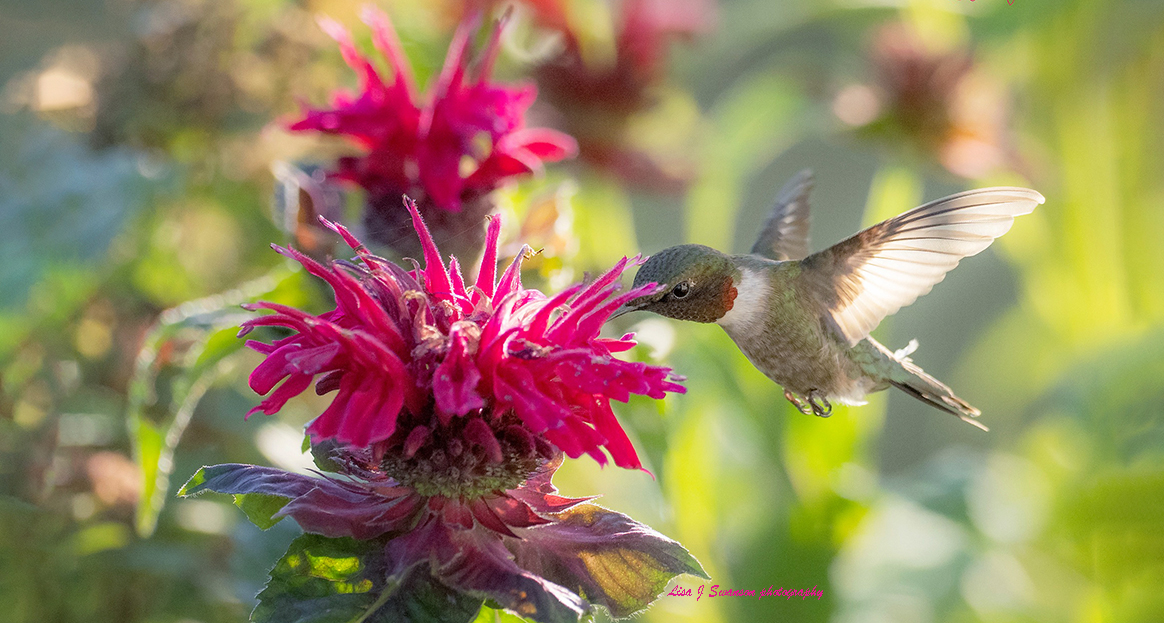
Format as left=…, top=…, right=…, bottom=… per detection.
left=613, top=171, right=1044, bottom=430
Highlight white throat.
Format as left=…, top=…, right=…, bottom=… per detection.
left=716, top=268, right=769, bottom=331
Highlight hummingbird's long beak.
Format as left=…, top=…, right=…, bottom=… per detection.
left=608, top=294, right=654, bottom=320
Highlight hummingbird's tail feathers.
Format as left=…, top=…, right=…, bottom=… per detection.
left=890, top=359, right=987, bottom=431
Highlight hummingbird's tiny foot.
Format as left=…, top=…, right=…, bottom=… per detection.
left=784, top=389, right=814, bottom=415
left=807, top=390, right=832, bottom=418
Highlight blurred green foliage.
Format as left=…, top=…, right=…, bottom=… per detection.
left=2, top=0, right=1163, bottom=622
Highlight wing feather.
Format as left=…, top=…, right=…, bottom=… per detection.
left=800, top=187, right=1044, bottom=346
left=751, top=169, right=813, bottom=261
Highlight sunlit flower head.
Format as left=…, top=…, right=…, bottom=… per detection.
left=240, top=197, right=684, bottom=487
left=289, top=7, right=577, bottom=259
left=201, top=201, right=702, bottom=620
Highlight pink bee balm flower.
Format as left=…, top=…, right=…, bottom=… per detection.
left=239, top=197, right=684, bottom=473
left=188, top=201, right=703, bottom=622
left=289, top=7, right=577, bottom=260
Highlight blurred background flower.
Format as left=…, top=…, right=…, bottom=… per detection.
left=2, top=0, right=1163, bottom=622
left=524, top=0, right=716, bottom=192
left=832, top=19, right=1014, bottom=180
left=288, top=7, right=576, bottom=261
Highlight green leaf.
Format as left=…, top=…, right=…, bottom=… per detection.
left=178, top=465, right=294, bottom=530
left=309, top=438, right=346, bottom=474
left=178, top=463, right=423, bottom=538
left=129, top=267, right=299, bottom=537
left=234, top=493, right=293, bottom=531
left=254, top=534, right=483, bottom=623
left=471, top=606, right=536, bottom=623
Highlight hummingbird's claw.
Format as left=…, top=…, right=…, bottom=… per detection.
left=807, top=390, right=832, bottom=418
left=784, top=389, right=814, bottom=415
left=784, top=388, right=833, bottom=417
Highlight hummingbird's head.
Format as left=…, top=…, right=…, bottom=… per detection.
left=614, top=244, right=739, bottom=323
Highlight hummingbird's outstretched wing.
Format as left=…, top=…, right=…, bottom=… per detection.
left=799, top=187, right=1044, bottom=346
left=750, top=169, right=813, bottom=261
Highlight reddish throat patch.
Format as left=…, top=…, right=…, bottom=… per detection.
left=724, top=283, right=738, bottom=312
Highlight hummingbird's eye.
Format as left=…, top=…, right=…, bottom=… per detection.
left=671, top=282, right=691, bottom=299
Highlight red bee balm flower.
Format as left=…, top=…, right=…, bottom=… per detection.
left=241, top=198, right=683, bottom=475
left=182, top=201, right=704, bottom=623
left=290, top=7, right=576, bottom=260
